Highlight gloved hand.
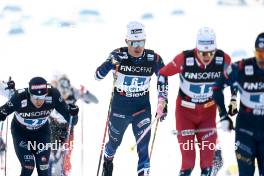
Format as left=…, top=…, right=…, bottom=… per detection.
left=69, top=104, right=79, bottom=116
left=68, top=104, right=79, bottom=126
left=228, top=98, right=238, bottom=116
left=0, top=137, right=6, bottom=152
left=109, top=51, right=128, bottom=65
left=0, top=108, right=7, bottom=121
left=69, top=104, right=79, bottom=126
left=156, top=97, right=167, bottom=122
left=5, top=79, right=15, bottom=90
left=220, top=114, right=234, bottom=132
left=0, top=114, right=6, bottom=121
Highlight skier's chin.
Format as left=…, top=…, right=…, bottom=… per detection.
left=203, top=58, right=210, bottom=63
left=133, top=50, right=143, bottom=57
left=31, top=99, right=45, bottom=108
left=257, top=61, right=264, bottom=69
left=35, top=104, right=44, bottom=108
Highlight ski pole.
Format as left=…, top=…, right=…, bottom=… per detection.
left=96, top=65, right=119, bottom=176
left=149, top=116, right=159, bottom=159
left=171, top=127, right=218, bottom=136
left=4, top=76, right=14, bottom=176
left=0, top=122, right=4, bottom=172
left=80, top=85, right=85, bottom=176
left=61, top=115, right=73, bottom=176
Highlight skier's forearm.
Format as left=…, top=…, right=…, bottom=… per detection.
left=95, top=60, right=114, bottom=81
left=157, top=75, right=168, bottom=100
left=213, top=86, right=228, bottom=117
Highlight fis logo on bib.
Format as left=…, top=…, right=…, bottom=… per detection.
left=120, top=66, right=152, bottom=73
left=184, top=72, right=221, bottom=80
left=243, top=82, right=264, bottom=91
left=19, top=110, right=52, bottom=118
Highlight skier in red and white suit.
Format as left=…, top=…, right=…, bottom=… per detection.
left=159, top=27, right=237, bottom=176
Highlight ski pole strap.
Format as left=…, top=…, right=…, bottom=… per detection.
left=172, top=127, right=218, bottom=136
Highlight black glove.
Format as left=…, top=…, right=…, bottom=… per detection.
left=0, top=109, right=7, bottom=121
left=109, top=51, right=128, bottom=65
left=0, top=114, right=6, bottom=121
left=69, top=104, right=79, bottom=116
left=228, top=98, right=238, bottom=116
left=5, top=79, right=15, bottom=90
left=220, top=114, right=234, bottom=131
left=0, top=138, right=6, bottom=152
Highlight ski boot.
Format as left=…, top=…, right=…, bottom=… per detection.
left=211, top=149, right=223, bottom=176
left=102, top=158, right=113, bottom=176
left=201, top=167, right=212, bottom=176
left=178, top=169, right=193, bottom=176
left=138, top=167, right=150, bottom=176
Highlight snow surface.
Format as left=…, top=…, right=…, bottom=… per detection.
left=0, top=0, right=264, bottom=175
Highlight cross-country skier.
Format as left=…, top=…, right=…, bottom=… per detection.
left=48, top=74, right=98, bottom=176
left=213, top=32, right=264, bottom=176
left=95, top=21, right=168, bottom=176
left=0, top=78, right=15, bottom=160
left=0, top=76, right=79, bottom=176
left=159, top=27, right=237, bottom=176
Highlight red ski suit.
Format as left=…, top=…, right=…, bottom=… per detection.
left=159, top=49, right=231, bottom=170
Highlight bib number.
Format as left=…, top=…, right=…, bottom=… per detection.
left=190, top=84, right=212, bottom=94
left=24, top=118, right=46, bottom=127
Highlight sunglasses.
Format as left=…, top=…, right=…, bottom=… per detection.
left=255, top=50, right=264, bottom=60
left=198, top=51, right=215, bottom=57
left=30, top=94, right=47, bottom=100
left=127, top=40, right=145, bottom=47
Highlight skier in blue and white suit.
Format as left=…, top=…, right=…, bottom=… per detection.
left=95, top=21, right=168, bottom=176
left=213, top=32, right=264, bottom=176
left=0, top=77, right=79, bottom=176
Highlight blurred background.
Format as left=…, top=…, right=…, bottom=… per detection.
left=0, top=0, right=264, bottom=175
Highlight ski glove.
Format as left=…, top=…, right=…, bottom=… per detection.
left=0, top=114, right=6, bottom=121
left=220, top=114, right=234, bottom=132
left=69, top=104, right=79, bottom=116
left=5, top=79, right=15, bottom=90
left=228, top=98, right=238, bottom=116
left=0, top=107, right=8, bottom=121
left=156, top=97, right=167, bottom=122
left=0, top=138, right=6, bottom=152
left=68, top=104, right=79, bottom=126
left=109, top=51, right=128, bottom=65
